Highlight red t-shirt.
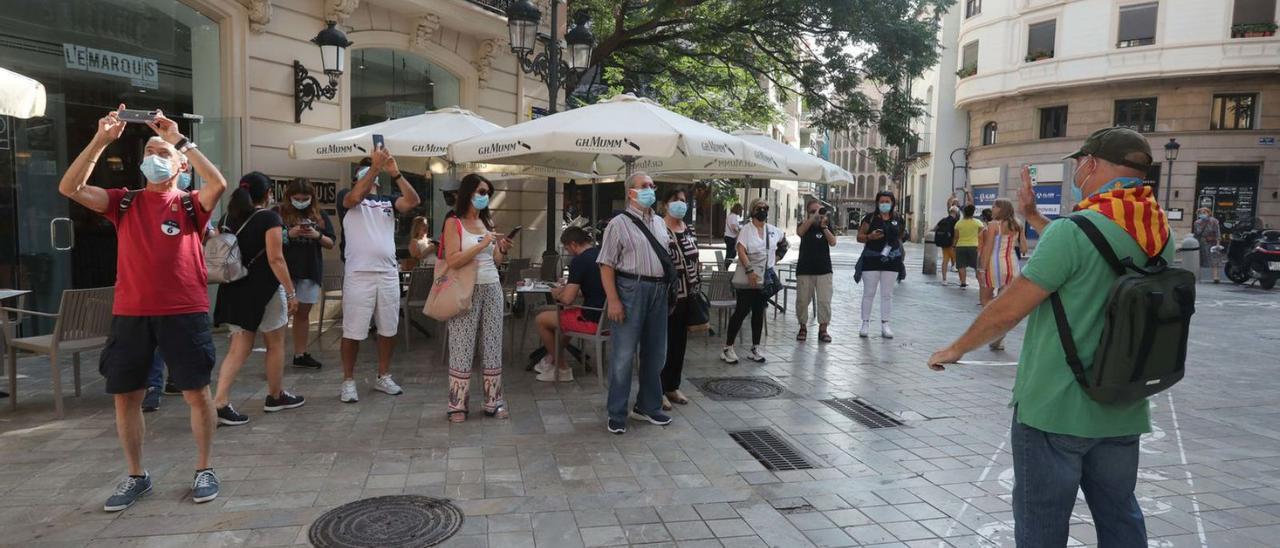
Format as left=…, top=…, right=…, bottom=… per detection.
left=102, top=188, right=214, bottom=316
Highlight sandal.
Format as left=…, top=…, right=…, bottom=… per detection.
left=662, top=396, right=673, bottom=411
left=447, top=410, right=468, bottom=423
left=665, top=390, right=690, bottom=405
left=484, top=405, right=509, bottom=420
left=818, top=331, right=832, bottom=343
left=796, top=327, right=807, bottom=341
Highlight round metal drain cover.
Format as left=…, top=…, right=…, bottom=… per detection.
left=699, top=377, right=784, bottom=400
left=309, top=495, right=464, bottom=548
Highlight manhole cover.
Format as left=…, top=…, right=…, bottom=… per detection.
left=693, top=376, right=786, bottom=400
left=309, top=495, right=464, bottom=548
left=728, top=428, right=814, bottom=471
left=819, top=397, right=904, bottom=429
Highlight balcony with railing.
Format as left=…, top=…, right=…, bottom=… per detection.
left=467, top=0, right=512, bottom=15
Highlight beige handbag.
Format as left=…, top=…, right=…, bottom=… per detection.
left=424, top=219, right=477, bottom=321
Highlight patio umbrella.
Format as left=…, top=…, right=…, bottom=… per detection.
left=732, top=131, right=853, bottom=185
left=447, top=93, right=789, bottom=180
left=288, top=106, right=585, bottom=180
left=0, top=67, right=45, bottom=119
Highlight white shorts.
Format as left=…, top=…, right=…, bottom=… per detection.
left=342, top=270, right=400, bottom=340
left=229, top=286, right=288, bottom=334
left=293, top=278, right=321, bottom=304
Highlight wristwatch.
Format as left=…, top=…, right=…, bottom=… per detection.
left=175, top=137, right=197, bottom=152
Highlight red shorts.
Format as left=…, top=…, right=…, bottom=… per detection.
left=559, top=309, right=599, bottom=334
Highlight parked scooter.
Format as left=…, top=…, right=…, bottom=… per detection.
left=1224, top=222, right=1280, bottom=290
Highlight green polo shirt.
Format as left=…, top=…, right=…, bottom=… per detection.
left=1013, top=209, right=1175, bottom=438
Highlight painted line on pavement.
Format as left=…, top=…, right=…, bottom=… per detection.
left=938, top=426, right=1010, bottom=545
left=1167, top=391, right=1209, bottom=548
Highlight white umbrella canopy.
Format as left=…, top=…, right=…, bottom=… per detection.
left=733, top=131, right=853, bottom=185
left=0, top=67, right=45, bottom=119
left=288, top=106, right=587, bottom=179
left=448, top=93, right=788, bottom=179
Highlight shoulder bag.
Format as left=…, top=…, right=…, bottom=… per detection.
left=424, top=219, right=478, bottom=321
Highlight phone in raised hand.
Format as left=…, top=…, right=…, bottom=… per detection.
left=372, top=133, right=385, bottom=151
left=117, top=109, right=157, bottom=123
left=506, top=225, right=523, bottom=239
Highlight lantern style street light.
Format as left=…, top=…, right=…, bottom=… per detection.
left=1163, top=138, right=1180, bottom=209
left=504, top=0, right=596, bottom=256
left=295, top=21, right=353, bottom=123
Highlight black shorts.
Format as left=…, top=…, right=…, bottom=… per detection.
left=98, top=313, right=216, bottom=394
left=956, top=246, right=980, bottom=269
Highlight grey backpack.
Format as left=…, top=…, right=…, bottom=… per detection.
left=205, top=209, right=267, bottom=284
left=1050, top=215, right=1195, bottom=403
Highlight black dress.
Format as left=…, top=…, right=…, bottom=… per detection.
left=281, top=210, right=334, bottom=284
left=214, top=208, right=286, bottom=331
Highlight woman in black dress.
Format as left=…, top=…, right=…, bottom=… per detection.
left=661, top=189, right=701, bottom=410
left=278, top=178, right=335, bottom=369
left=212, top=172, right=304, bottom=426
left=856, top=191, right=905, bottom=340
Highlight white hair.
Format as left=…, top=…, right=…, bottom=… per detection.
left=627, top=171, right=653, bottom=188
left=146, top=136, right=187, bottom=165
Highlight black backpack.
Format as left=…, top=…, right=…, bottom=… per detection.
left=119, top=189, right=197, bottom=225
left=1050, top=215, right=1195, bottom=404
left=934, top=217, right=955, bottom=247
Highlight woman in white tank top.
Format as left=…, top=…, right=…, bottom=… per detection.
left=442, top=174, right=512, bottom=422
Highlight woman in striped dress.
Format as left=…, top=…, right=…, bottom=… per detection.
left=978, top=198, right=1026, bottom=350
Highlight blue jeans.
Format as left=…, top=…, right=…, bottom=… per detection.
left=606, top=277, right=668, bottom=422
left=1012, top=413, right=1146, bottom=547
left=147, top=350, right=165, bottom=389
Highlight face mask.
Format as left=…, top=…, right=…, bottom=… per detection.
left=291, top=198, right=312, bottom=210
left=177, top=171, right=192, bottom=190
left=1198, top=213, right=1208, bottom=220
left=752, top=209, right=768, bottom=222
left=878, top=203, right=892, bottom=214
left=472, top=194, right=490, bottom=210
left=139, top=155, right=173, bottom=183
left=1071, top=158, right=1093, bottom=202
left=667, top=201, right=688, bottom=219
left=634, top=188, right=656, bottom=208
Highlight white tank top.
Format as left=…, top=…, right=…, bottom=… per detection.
left=459, top=224, right=500, bottom=285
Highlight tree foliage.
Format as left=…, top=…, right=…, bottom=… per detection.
left=571, top=0, right=954, bottom=160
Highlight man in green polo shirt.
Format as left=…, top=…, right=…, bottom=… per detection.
left=928, top=127, right=1172, bottom=547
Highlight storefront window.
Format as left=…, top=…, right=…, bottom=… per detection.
left=350, top=48, right=461, bottom=127
left=0, top=0, right=224, bottom=325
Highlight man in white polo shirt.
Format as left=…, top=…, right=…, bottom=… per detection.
left=336, top=147, right=420, bottom=402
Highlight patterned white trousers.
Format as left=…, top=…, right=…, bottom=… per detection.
left=447, top=282, right=505, bottom=413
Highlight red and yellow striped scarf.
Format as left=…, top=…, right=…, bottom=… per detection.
left=1073, top=183, right=1170, bottom=257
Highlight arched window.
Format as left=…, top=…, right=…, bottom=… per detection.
left=879, top=175, right=888, bottom=190
left=857, top=175, right=866, bottom=197
left=351, top=48, right=461, bottom=126
left=982, top=121, right=998, bottom=146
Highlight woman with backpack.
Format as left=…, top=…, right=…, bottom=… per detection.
left=211, top=172, right=304, bottom=426
left=934, top=207, right=959, bottom=285
left=978, top=198, right=1026, bottom=350
left=442, top=174, right=512, bottom=423
left=279, top=178, right=334, bottom=370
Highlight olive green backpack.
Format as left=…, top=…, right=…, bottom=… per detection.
left=1049, top=215, right=1195, bottom=404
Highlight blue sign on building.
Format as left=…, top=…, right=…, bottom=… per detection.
left=973, top=186, right=998, bottom=208
left=1026, top=183, right=1062, bottom=240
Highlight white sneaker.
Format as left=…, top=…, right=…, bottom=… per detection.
left=374, top=374, right=403, bottom=395
left=720, top=346, right=740, bottom=364
left=881, top=322, right=895, bottom=339
left=747, top=347, right=766, bottom=363
left=533, top=356, right=553, bottom=374
left=536, top=367, right=574, bottom=383
left=340, top=380, right=358, bottom=403
left=859, top=321, right=870, bottom=338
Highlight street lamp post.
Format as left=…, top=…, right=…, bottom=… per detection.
left=1163, top=138, right=1180, bottom=210
left=294, top=22, right=352, bottom=123
left=506, top=0, right=595, bottom=259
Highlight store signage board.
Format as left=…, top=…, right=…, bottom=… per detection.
left=63, top=43, right=158, bottom=89
left=1260, top=136, right=1276, bottom=146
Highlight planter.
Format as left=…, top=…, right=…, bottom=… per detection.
left=1232, top=23, right=1278, bottom=38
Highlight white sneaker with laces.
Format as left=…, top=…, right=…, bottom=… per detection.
left=374, top=374, right=403, bottom=395
left=340, top=380, right=358, bottom=403
left=720, top=346, right=739, bottom=364
left=747, top=347, right=766, bottom=363
left=881, top=322, right=895, bottom=339
left=859, top=321, right=870, bottom=338
left=536, top=367, right=574, bottom=383
left=533, top=356, right=553, bottom=374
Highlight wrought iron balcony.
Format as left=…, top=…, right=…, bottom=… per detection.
left=467, top=0, right=512, bottom=15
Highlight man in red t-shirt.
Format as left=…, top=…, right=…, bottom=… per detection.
left=57, top=105, right=227, bottom=512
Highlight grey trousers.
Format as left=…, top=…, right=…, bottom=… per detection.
left=795, top=273, right=833, bottom=325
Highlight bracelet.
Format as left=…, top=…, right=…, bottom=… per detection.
left=388, top=171, right=402, bottom=180
left=285, top=292, right=297, bottom=300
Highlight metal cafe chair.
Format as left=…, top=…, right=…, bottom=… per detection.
left=1, top=286, right=114, bottom=417
left=316, top=274, right=345, bottom=347
left=555, top=305, right=610, bottom=389
left=401, top=267, right=434, bottom=349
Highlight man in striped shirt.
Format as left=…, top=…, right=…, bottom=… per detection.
left=598, top=172, right=674, bottom=434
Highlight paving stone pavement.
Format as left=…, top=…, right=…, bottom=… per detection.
left=2, top=238, right=1279, bottom=547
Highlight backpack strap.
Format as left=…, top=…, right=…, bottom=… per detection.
left=1050, top=293, right=1092, bottom=391
left=1064, top=215, right=1125, bottom=276
left=117, top=189, right=144, bottom=216
left=180, top=192, right=198, bottom=227
left=622, top=211, right=677, bottom=284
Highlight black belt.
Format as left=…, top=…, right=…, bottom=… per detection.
left=616, top=271, right=665, bottom=283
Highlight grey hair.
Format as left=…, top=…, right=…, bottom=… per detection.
left=949, top=206, right=960, bottom=215
left=627, top=171, right=653, bottom=188
left=146, top=136, right=187, bottom=164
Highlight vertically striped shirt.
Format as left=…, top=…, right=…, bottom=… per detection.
left=597, top=204, right=670, bottom=278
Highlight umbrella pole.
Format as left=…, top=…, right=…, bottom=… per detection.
left=591, top=176, right=598, bottom=239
